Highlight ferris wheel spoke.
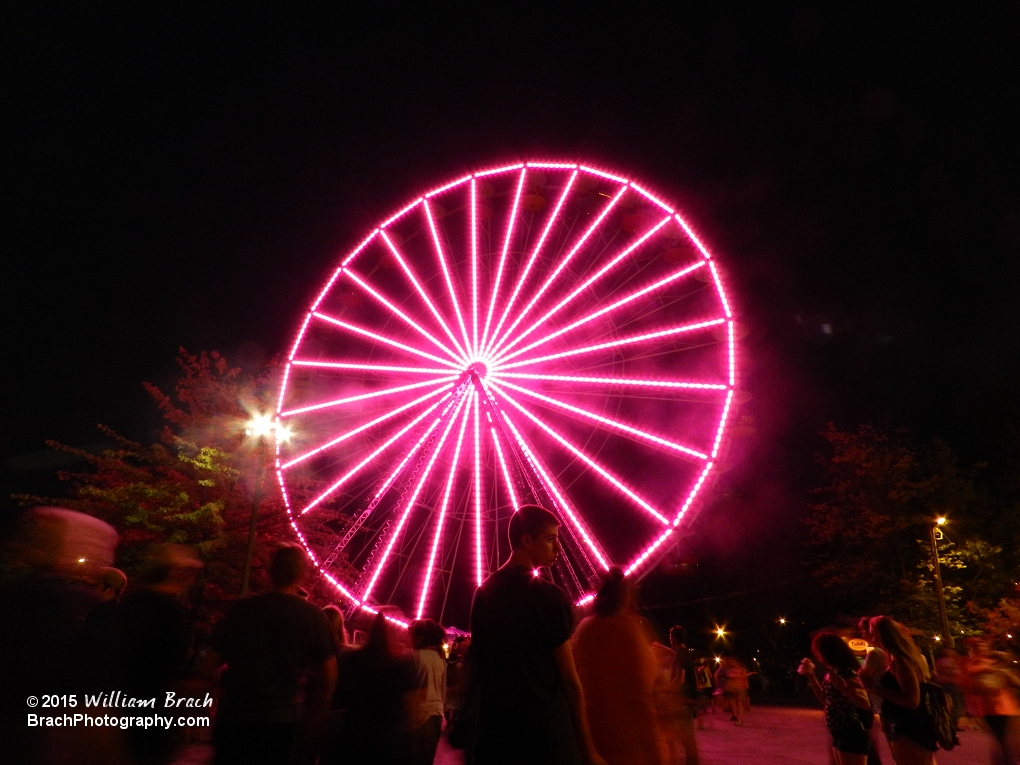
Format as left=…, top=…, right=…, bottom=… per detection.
left=494, top=216, right=671, bottom=359
left=490, top=379, right=708, bottom=461
left=312, top=311, right=463, bottom=370
left=279, top=376, right=459, bottom=418
left=379, top=230, right=470, bottom=362
left=470, top=180, right=480, bottom=354
left=487, top=185, right=626, bottom=359
left=495, top=260, right=707, bottom=365
left=334, top=392, right=467, bottom=532
left=470, top=390, right=488, bottom=586
left=295, top=390, right=456, bottom=513
left=423, top=201, right=473, bottom=356
left=490, top=425, right=520, bottom=510
left=493, top=318, right=726, bottom=372
left=361, top=394, right=469, bottom=603
left=483, top=170, right=579, bottom=358
left=480, top=168, right=527, bottom=354
left=343, top=268, right=465, bottom=364
left=495, top=372, right=728, bottom=392
left=291, top=360, right=454, bottom=376
left=416, top=397, right=472, bottom=619
left=280, top=384, right=454, bottom=470
left=487, top=387, right=609, bottom=571
left=492, top=386, right=669, bottom=525
left=625, top=527, right=676, bottom=577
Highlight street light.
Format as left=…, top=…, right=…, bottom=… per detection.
left=927, top=515, right=953, bottom=648
left=240, top=413, right=293, bottom=596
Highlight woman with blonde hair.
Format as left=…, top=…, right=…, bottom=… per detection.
left=860, top=616, right=937, bottom=764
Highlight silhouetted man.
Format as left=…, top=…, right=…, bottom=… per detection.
left=470, top=504, right=605, bottom=765
left=207, top=546, right=337, bottom=765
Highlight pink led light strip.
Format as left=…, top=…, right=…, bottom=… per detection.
left=480, top=168, right=526, bottom=354
left=297, top=391, right=453, bottom=513
left=624, top=527, right=675, bottom=576
left=381, top=197, right=424, bottom=228
left=491, top=393, right=609, bottom=570
left=313, top=312, right=462, bottom=370
left=491, top=426, right=520, bottom=510
left=379, top=231, right=470, bottom=362
left=494, top=318, right=726, bottom=372
left=344, top=268, right=464, bottom=364
left=291, top=361, right=453, bottom=375
left=492, top=379, right=708, bottom=460
left=488, top=185, right=626, bottom=359
left=281, top=384, right=453, bottom=470
left=492, top=386, right=668, bottom=524
left=496, top=260, right=707, bottom=363
left=470, top=179, right=479, bottom=354
left=579, top=166, right=628, bottom=184
left=629, top=182, right=674, bottom=214
left=496, top=372, right=727, bottom=391
left=279, top=376, right=458, bottom=418
left=361, top=394, right=469, bottom=602
left=483, top=170, right=579, bottom=358
left=425, top=175, right=472, bottom=198
left=471, top=390, right=486, bottom=586
left=498, top=217, right=671, bottom=357
left=424, top=201, right=473, bottom=356
left=473, top=163, right=525, bottom=178
left=416, top=398, right=472, bottom=619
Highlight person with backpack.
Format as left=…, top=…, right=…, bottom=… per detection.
left=799, top=632, right=875, bottom=765
left=860, top=617, right=937, bottom=764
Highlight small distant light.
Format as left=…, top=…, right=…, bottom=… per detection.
left=716, top=627, right=726, bottom=638
left=1007, top=634, right=1013, bottom=639
left=779, top=617, right=786, bottom=625
left=276, top=423, right=294, bottom=443
left=935, top=516, right=947, bottom=526
left=78, top=557, right=86, bottom=564
left=933, top=635, right=941, bottom=641
left=714, top=656, right=722, bottom=663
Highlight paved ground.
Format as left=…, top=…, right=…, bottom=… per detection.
left=175, top=704, right=998, bottom=764
left=434, top=704, right=995, bottom=765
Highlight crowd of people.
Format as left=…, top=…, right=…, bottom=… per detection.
left=3, top=504, right=1017, bottom=765
left=802, top=616, right=1020, bottom=765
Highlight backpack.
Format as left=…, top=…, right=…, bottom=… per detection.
left=922, top=682, right=960, bottom=751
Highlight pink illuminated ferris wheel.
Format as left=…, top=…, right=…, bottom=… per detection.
left=274, top=161, right=738, bottom=627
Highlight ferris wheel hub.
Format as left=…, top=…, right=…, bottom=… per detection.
left=466, top=360, right=489, bottom=379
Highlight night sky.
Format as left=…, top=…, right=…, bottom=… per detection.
left=6, top=6, right=1019, bottom=641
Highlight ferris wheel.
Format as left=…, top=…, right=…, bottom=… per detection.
left=274, top=161, right=738, bottom=628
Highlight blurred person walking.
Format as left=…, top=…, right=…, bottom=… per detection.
left=331, top=611, right=416, bottom=765
left=860, top=616, right=937, bottom=765
left=470, top=504, right=606, bottom=765
left=714, top=657, right=749, bottom=725
left=0, top=507, right=129, bottom=765
left=572, top=568, right=668, bottom=765
left=960, top=635, right=1020, bottom=764
left=119, top=543, right=203, bottom=764
left=800, top=632, right=875, bottom=765
left=667, top=625, right=702, bottom=763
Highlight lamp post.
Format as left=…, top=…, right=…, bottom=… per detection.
left=927, top=516, right=953, bottom=648
left=240, top=414, right=292, bottom=597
